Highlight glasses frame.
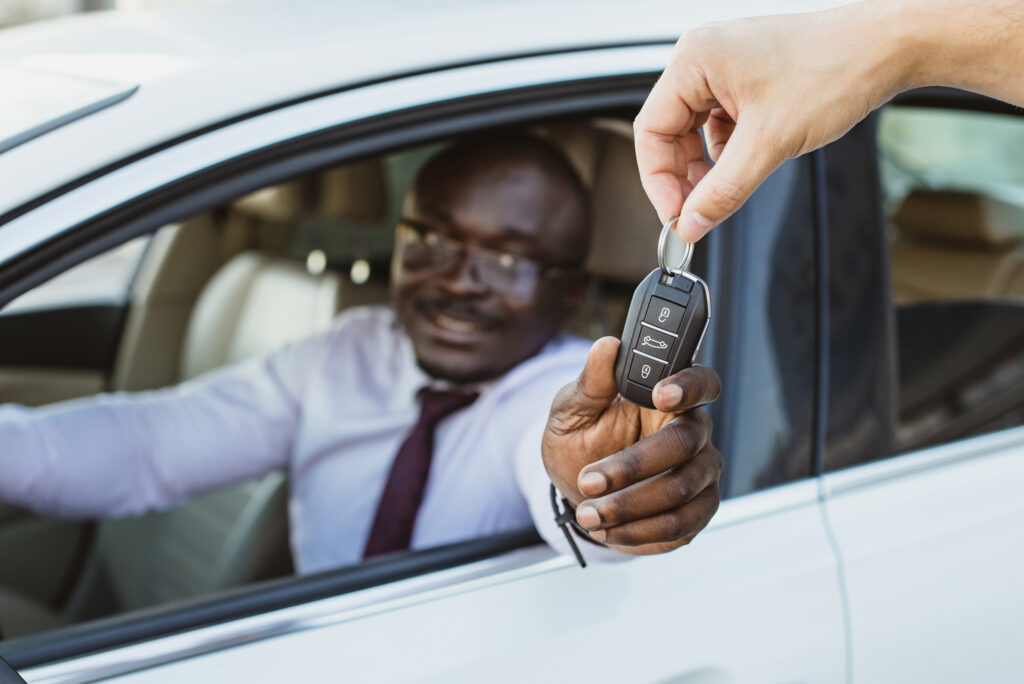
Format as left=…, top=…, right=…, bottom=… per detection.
left=395, top=218, right=578, bottom=294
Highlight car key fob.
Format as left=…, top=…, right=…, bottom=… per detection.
left=613, top=222, right=711, bottom=409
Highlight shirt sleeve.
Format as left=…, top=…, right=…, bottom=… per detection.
left=0, top=329, right=329, bottom=519
left=513, top=414, right=631, bottom=565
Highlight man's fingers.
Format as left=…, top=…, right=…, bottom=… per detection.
left=651, top=365, right=722, bottom=413
left=675, top=117, right=783, bottom=242
left=546, top=336, right=620, bottom=433
left=592, top=485, right=720, bottom=547
left=576, top=443, right=722, bottom=530
left=576, top=412, right=711, bottom=495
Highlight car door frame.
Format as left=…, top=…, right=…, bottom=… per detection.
left=1, top=44, right=843, bottom=682
left=818, top=89, right=1024, bottom=683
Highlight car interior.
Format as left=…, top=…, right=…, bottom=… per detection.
left=0, top=117, right=699, bottom=640
left=879, top=105, right=1024, bottom=452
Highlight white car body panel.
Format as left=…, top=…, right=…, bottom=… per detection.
left=0, top=44, right=671, bottom=267
left=0, top=0, right=849, bottom=216
left=24, top=482, right=844, bottom=683
left=823, top=428, right=1024, bottom=682
left=6, top=1, right=1019, bottom=682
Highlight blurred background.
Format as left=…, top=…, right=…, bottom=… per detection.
left=0, top=0, right=218, bottom=28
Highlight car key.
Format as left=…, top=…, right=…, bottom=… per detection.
left=613, top=217, right=711, bottom=409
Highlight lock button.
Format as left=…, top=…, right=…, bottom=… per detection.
left=627, top=353, right=664, bottom=388
left=643, top=296, right=686, bottom=333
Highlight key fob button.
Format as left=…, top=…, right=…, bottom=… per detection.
left=627, top=353, right=663, bottom=388
left=643, top=296, right=686, bottom=332
left=634, top=325, right=675, bottom=362
left=613, top=267, right=710, bottom=409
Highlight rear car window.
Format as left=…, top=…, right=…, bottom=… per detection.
left=879, top=106, right=1024, bottom=451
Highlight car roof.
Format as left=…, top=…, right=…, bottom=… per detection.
left=0, top=0, right=846, bottom=218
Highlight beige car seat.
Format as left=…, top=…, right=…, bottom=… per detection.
left=0, top=161, right=399, bottom=637
left=537, top=120, right=666, bottom=339
left=891, top=189, right=1024, bottom=303
left=87, top=253, right=344, bottom=613
left=0, top=255, right=344, bottom=637
left=83, top=163, right=394, bottom=616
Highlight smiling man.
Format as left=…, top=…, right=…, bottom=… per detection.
left=0, top=134, right=723, bottom=572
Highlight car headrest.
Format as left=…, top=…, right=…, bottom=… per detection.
left=231, top=178, right=313, bottom=224
left=319, top=157, right=390, bottom=222
left=893, top=189, right=1024, bottom=247
left=230, top=157, right=390, bottom=225
left=535, top=120, right=662, bottom=283
left=585, top=124, right=662, bottom=282
left=179, top=252, right=341, bottom=381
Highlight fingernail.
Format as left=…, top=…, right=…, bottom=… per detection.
left=679, top=211, right=713, bottom=239
left=576, top=505, right=601, bottom=529
left=579, top=471, right=607, bottom=495
left=589, top=529, right=607, bottom=543
left=655, top=383, right=683, bottom=406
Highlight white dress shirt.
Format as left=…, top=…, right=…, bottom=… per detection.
left=0, top=306, right=620, bottom=573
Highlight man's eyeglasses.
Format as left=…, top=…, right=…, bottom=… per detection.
left=395, top=219, right=574, bottom=298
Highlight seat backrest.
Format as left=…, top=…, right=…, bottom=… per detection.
left=891, top=189, right=1024, bottom=303
left=180, top=252, right=342, bottom=380
left=89, top=254, right=343, bottom=612
left=539, top=120, right=668, bottom=339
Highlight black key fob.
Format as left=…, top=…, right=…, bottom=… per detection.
left=613, top=266, right=711, bottom=409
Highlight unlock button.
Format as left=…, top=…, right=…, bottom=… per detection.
left=628, top=353, right=664, bottom=388
left=643, top=296, right=686, bottom=333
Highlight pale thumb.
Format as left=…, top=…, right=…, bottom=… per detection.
left=676, top=118, right=783, bottom=242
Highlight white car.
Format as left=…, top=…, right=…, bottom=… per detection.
left=1, top=1, right=1022, bottom=682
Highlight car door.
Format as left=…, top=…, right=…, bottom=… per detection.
left=820, top=95, right=1024, bottom=682
left=2, top=47, right=845, bottom=683
left=0, top=238, right=152, bottom=624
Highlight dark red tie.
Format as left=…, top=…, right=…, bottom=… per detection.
left=363, top=387, right=479, bottom=559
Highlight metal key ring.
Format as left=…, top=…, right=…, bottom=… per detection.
left=658, top=216, right=694, bottom=275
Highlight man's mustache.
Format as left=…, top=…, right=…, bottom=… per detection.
left=416, top=298, right=503, bottom=329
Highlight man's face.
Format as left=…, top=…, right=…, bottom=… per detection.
left=391, top=152, right=586, bottom=384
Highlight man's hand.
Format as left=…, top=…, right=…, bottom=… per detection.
left=542, top=337, right=722, bottom=555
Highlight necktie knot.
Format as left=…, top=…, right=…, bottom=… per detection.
left=416, top=387, right=480, bottom=426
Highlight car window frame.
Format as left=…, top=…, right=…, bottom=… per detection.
left=0, top=50, right=674, bottom=675
left=822, top=86, right=1024, bottom=475
left=0, top=46, right=823, bottom=678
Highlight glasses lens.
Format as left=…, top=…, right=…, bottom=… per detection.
left=398, top=224, right=461, bottom=272
left=474, top=250, right=539, bottom=298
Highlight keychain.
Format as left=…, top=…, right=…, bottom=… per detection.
left=612, top=217, right=712, bottom=408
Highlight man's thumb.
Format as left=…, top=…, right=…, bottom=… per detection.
left=549, top=337, right=620, bottom=425
left=676, top=119, right=781, bottom=242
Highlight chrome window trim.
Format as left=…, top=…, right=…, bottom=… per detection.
left=0, top=44, right=671, bottom=268
left=823, top=424, right=1024, bottom=496
left=20, top=479, right=820, bottom=683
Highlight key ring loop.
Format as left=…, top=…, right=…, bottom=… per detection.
left=658, top=216, right=694, bottom=275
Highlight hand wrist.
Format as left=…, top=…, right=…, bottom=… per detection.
left=856, top=0, right=929, bottom=102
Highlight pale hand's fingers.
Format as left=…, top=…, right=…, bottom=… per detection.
left=675, top=114, right=785, bottom=242
left=704, top=108, right=736, bottom=163
left=576, top=441, right=722, bottom=531
left=651, top=365, right=722, bottom=413
left=634, top=56, right=717, bottom=224
left=576, top=412, right=712, bottom=497
left=592, top=480, right=721, bottom=548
